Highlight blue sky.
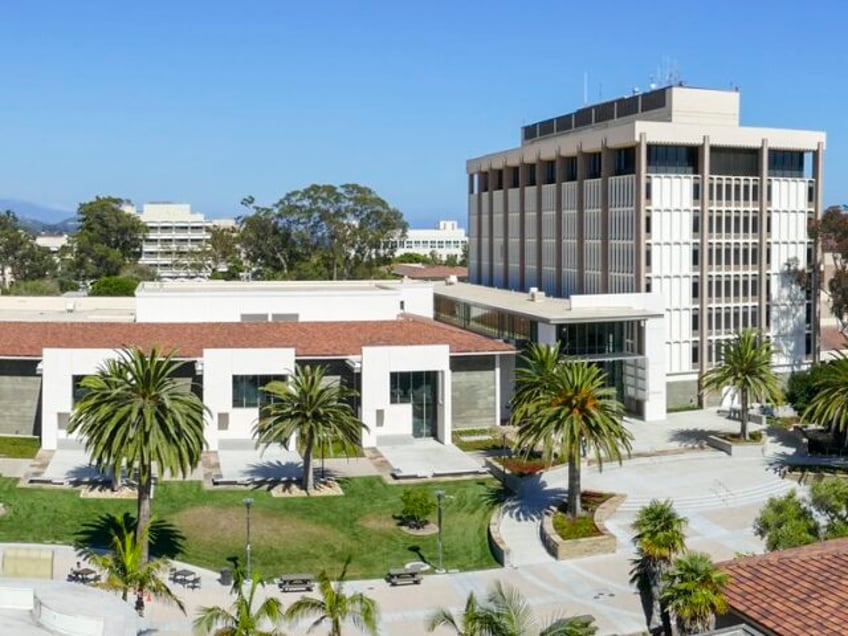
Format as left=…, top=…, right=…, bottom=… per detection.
left=0, top=0, right=845, bottom=226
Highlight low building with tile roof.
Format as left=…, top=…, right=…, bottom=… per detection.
left=718, top=538, right=848, bottom=635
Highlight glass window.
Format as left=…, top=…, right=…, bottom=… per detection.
left=232, top=375, right=286, bottom=408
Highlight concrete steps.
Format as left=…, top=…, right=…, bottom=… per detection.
left=616, top=477, right=798, bottom=513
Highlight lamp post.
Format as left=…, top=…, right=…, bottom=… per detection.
left=243, top=497, right=254, bottom=580
left=435, top=489, right=445, bottom=573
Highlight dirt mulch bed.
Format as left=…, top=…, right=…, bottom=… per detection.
left=400, top=522, right=438, bottom=536
left=79, top=485, right=137, bottom=499
left=270, top=480, right=344, bottom=498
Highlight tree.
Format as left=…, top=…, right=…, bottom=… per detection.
left=68, top=346, right=207, bottom=563
left=785, top=362, right=831, bottom=416
left=810, top=477, right=848, bottom=539
left=809, top=205, right=848, bottom=332
left=803, top=350, right=848, bottom=444
left=89, top=275, right=139, bottom=296
left=0, top=210, right=55, bottom=287
left=254, top=364, right=366, bottom=494
left=239, top=184, right=407, bottom=281
left=630, top=500, right=688, bottom=636
left=194, top=566, right=285, bottom=635
left=83, top=513, right=184, bottom=617
left=68, top=196, right=146, bottom=280
left=510, top=345, right=632, bottom=518
left=753, top=490, right=819, bottom=551
left=284, top=558, right=379, bottom=636
left=426, top=581, right=597, bottom=636
left=700, top=329, right=783, bottom=441
left=400, top=489, right=436, bottom=529
left=661, top=552, right=728, bottom=635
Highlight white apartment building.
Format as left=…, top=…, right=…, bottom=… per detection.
left=466, top=85, right=825, bottom=407
left=390, top=220, right=468, bottom=261
left=135, top=202, right=235, bottom=280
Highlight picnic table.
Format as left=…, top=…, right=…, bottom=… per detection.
left=278, top=573, right=315, bottom=592
left=387, top=567, right=422, bottom=586
left=74, top=568, right=99, bottom=584
left=172, top=568, right=200, bottom=588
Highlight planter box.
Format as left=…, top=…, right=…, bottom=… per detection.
left=483, top=457, right=528, bottom=494
left=540, top=494, right=626, bottom=560
left=706, top=435, right=765, bottom=458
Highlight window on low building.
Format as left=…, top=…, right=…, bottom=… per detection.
left=232, top=374, right=287, bottom=408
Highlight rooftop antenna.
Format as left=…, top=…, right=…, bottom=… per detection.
left=649, top=74, right=657, bottom=91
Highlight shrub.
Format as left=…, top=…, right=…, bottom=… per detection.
left=400, top=489, right=435, bottom=529
left=89, top=276, right=139, bottom=296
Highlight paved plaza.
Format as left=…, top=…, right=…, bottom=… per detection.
left=0, top=408, right=815, bottom=635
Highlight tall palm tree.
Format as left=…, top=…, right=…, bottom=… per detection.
left=284, top=558, right=379, bottom=636
left=68, top=346, right=208, bottom=563
left=83, top=513, right=184, bottom=617
left=630, top=500, right=688, bottom=636
left=194, top=567, right=285, bottom=635
left=511, top=349, right=632, bottom=518
left=426, top=582, right=597, bottom=636
left=255, top=364, right=366, bottom=494
left=661, top=552, right=729, bottom=635
left=700, top=329, right=783, bottom=440
left=803, top=351, right=848, bottom=444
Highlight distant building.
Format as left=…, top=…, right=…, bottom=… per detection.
left=390, top=220, right=467, bottom=261
left=391, top=264, right=468, bottom=282
left=34, top=235, right=68, bottom=254
left=134, top=203, right=235, bottom=280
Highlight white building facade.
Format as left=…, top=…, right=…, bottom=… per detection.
left=467, top=86, right=825, bottom=407
left=134, top=202, right=235, bottom=280
left=390, top=220, right=468, bottom=261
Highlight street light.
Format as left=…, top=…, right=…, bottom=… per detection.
left=435, top=489, right=445, bottom=573
left=243, top=497, right=254, bottom=580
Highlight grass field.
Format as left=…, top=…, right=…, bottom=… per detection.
left=0, top=436, right=40, bottom=458
left=0, top=476, right=501, bottom=579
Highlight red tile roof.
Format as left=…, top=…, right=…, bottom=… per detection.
left=721, top=538, right=848, bottom=636
left=0, top=316, right=514, bottom=358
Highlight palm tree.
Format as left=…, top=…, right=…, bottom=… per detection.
left=425, top=591, right=496, bottom=636
left=255, top=364, right=366, bottom=494
left=68, top=346, right=207, bottom=562
left=284, top=558, right=378, bottom=636
left=700, top=329, right=783, bottom=440
left=426, top=582, right=597, bottom=636
left=661, top=552, right=729, bottom=635
left=194, top=567, right=285, bottom=635
left=630, top=500, right=688, bottom=636
left=803, top=351, right=848, bottom=445
left=511, top=349, right=632, bottom=518
left=83, top=513, right=184, bottom=617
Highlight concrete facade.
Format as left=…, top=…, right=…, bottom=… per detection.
left=135, top=279, right=434, bottom=323
left=467, top=85, right=826, bottom=394
left=450, top=355, right=499, bottom=429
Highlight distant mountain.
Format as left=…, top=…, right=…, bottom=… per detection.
left=0, top=198, right=77, bottom=234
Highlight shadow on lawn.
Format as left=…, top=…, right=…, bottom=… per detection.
left=74, top=512, right=186, bottom=559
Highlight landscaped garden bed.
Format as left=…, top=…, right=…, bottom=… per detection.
left=0, top=475, right=499, bottom=579
left=707, top=430, right=766, bottom=457
left=541, top=490, right=624, bottom=560
left=452, top=427, right=510, bottom=453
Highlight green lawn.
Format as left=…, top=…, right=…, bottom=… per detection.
left=0, top=476, right=500, bottom=579
left=0, top=436, right=40, bottom=459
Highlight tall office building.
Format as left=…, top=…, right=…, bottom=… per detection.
left=467, top=85, right=825, bottom=404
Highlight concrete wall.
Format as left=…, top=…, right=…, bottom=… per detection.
left=202, top=348, right=296, bottom=450
left=360, top=345, right=451, bottom=446
left=135, top=282, right=434, bottom=323
left=451, top=355, right=497, bottom=429
left=666, top=377, right=700, bottom=409
left=0, top=360, right=40, bottom=436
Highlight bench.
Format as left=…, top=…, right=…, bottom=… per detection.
left=387, top=567, right=422, bottom=586
left=278, top=574, right=315, bottom=592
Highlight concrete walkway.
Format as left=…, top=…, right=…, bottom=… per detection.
left=0, top=409, right=815, bottom=635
